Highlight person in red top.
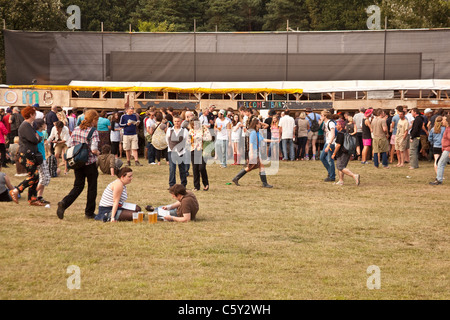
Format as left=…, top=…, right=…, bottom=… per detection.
left=0, top=120, right=9, bottom=168
left=430, top=114, right=450, bottom=185
left=2, top=108, right=11, bottom=148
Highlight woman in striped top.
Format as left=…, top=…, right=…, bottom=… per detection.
left=95, top=167, right=140, bottom=222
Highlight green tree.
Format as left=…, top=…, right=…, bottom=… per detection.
left=60, top=0, right=139, bottom=31
left=137, top=20, right=177, bottom=32
left=306, top=0, right=373, bottom=31
left=0, top=0, right=67, bottom=83
left=0, top=0, right=66, bottom=30
left=131, top=0, right=207, bottom=32
left=203, top=0, right=268, bottom=31
left=263, top=0, right=311, bottom=31
left=379, top=0, right=450, bottom=29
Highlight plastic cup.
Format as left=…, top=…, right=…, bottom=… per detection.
left=132, top=211, right=139, bottom=223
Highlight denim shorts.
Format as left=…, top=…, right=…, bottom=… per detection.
left=95, top=206, right=122, bottom=222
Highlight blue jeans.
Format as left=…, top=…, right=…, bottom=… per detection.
left=320, top=143, right=335, bottom=180
left=168, top=151, right=188, bottom=187
left=373, top=152, right=388, bottom=168
left=215, top=139, right=228, bottom=167
left=436, top=150, right=449, bottom=182
left=270, top=141, right=280, bottom=160
left=282, top=139, right=295, bottom=160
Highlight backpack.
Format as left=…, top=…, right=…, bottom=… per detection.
left=47, top=154, right=58, bottom=177
left=343, top=133, right=356, bottom=155
left=327, top=119, right=337, bottom=135
left=307, top=114, right=320, bottom=132
left=64, top=127, right=96, bottom=170
left=151, top=123, right=168, bottom=150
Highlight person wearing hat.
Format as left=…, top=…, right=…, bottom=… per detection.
left=32, top=104, right=44, bottom=120
left=214, top=110, right=231, bottom=168
left=420, top=108, right=433, bottom=159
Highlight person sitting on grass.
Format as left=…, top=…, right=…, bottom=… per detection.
left=0, top=165, right=14, bottom=202
left=95, top=166, right=141, bottom=222
left=162, top=184, right=198, bottom=222
left=97, top=144, right=123, bottom=177
left=331, top=119, right=361, bottom=186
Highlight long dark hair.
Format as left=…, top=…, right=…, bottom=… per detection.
left=248, top=117, right=259, bottom=131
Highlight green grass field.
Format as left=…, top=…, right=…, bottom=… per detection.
left=0, top=158, right=448, bottom=300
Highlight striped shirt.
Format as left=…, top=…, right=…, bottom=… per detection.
left=99, top=181, right=128, bottom=207
left=67, top=127, right=99, bottom=165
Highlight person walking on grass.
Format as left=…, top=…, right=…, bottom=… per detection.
left=430, top=114, right=450, bottom=186
left=231, top=118, right=273, bottom=188
left=331, top=119, right=360, bottom=186
left=9, top=107, right=44, bottom=206
left=57, top=110, right=100, bottom=220
left=320, top=110, right=336, bottom=182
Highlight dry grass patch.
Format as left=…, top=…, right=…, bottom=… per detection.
left=0, top=159, right=448, bottom=300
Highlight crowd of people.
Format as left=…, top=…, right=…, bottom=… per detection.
left=0, top=103, right=449, bottom=220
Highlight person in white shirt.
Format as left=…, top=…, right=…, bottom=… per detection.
left=47, top=121, right=71, bottom=174
left=214, top=110, right=231, bottom=168
left=319, top=110, right=336, bottom=182
left=278, top=110, right=296, bottom=161
left=352, top=107, right=365, bottom=161
left=199, top=107, right=210, bottom=128
left=403, top=106, right=413, bottom=163
left=32, top=104, right=44, bottom=119
left=166, top=116, right=189, bottom=188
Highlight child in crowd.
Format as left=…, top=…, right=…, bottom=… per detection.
left=35, top=119, right=51, bottom=204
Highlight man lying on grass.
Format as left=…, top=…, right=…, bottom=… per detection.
left=162, top=184, right=199, bottom=222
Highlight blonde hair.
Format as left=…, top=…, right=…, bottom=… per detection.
left=434, top=116, right=443, bottom=133
left=348, top=116, right=353, bottom=123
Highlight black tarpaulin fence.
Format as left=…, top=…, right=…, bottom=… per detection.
left=4, top=29, right=450, bottom=85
